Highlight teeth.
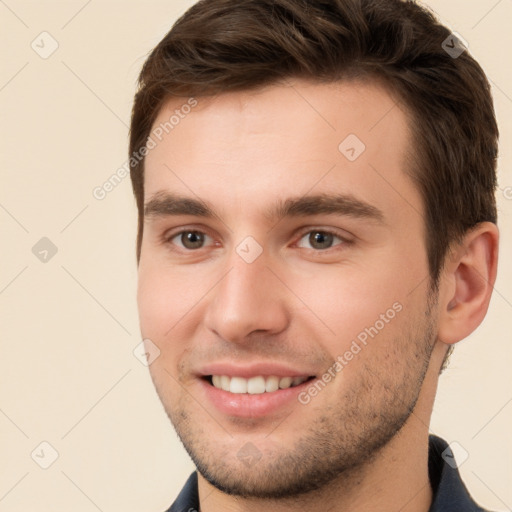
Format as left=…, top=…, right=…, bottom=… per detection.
left=265, top=376, right=279, bottom=393
left=220, top=375, right=230, bottom=392
left=292, top=376, right=308, bottom=386
left=279, top=376, right=292, bottom=389
left=210, top=375, right=309, bottom=394
left=247, top=376, right=266, bottom=394
left=230, top=376, right=247, bottom=394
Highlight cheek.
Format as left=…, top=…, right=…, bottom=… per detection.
left=287, top=264, right=408, bottom=341
left=136, top=258, right=186, bottom=344
left=137, top=263, right=200, bottom=394
left=137, top=257, right=213, bottom=339
left=137, top=263, right=170, bottom=338
left=287, top=249, right=425, bottom=366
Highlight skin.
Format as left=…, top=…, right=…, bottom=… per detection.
left=137, top=79, right=499, bottom=512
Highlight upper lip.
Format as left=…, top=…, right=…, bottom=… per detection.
left=197, top=362, right=316, bottom=379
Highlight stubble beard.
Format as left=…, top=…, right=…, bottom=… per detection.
left=155, top=297, right=438, bottom=500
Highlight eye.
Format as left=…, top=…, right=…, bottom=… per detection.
left=164, top=228, right=350, bottom=253
left=296, top=230, right=347, bottom=251
left=167, top=230, right=214, bottom=250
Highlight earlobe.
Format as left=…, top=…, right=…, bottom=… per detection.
left=437, top=222, right=499, bottom=345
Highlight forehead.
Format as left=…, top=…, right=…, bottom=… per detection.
left=143, top=79, right=422, bottom=227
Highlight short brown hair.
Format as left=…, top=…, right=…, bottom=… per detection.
left=129, top=0, right=498, bottom=286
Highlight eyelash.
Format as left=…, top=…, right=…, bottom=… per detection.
left=163, top=227, right=352, bottom=253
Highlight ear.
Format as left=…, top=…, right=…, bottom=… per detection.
left=437, top=222, right=499, bottom=345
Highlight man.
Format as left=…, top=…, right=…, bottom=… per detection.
left=129, top=0, right=500, bottom=510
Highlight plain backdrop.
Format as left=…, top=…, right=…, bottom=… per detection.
left=1, top=1, right=511, bottom=510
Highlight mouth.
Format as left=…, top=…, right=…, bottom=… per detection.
left=197, top=362, right=321, bottom=417
left=204, top=374, right=316, bottom=394
left=199, top=373, right=318, bottom=418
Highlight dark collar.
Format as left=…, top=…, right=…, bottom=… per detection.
left=167, top=435, right=489, bottom=512
left=427, top=435, right=489, bottom=511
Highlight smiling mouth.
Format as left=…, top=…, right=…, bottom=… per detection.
left=204, top=375, right=316, bottom=394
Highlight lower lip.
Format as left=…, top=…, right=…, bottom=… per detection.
left=199, top=378, right=314, bottom=418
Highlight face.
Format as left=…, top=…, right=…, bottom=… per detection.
left=137, top=79, right=438, bottom=498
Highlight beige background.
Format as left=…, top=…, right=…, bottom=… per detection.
left=1, top=1, right=511, bottom=510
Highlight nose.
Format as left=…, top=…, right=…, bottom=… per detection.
left=203, top=248, right=290, bottom=344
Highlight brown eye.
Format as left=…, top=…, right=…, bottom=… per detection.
left=169, top=230, right=211, bottom=250
left=310, top=231, right=334, bottom=250
left=182, top=231, right=204, bottom=249
left=297, top=230, right=344, bottom=251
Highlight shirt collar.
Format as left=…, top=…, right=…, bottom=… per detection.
left=428, top=435, right=488, bottom=511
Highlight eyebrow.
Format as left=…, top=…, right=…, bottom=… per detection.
left=144, top=191, right=385, bottom=225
